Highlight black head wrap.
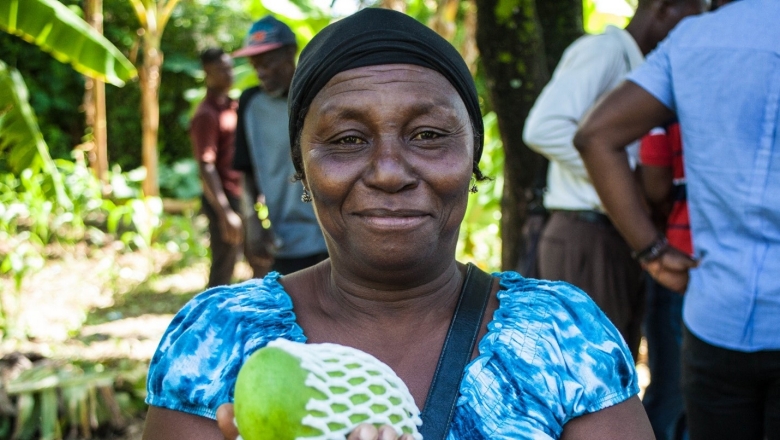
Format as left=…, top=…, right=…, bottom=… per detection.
left=288, top=7, right=484, bottom=179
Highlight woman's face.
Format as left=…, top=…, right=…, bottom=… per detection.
left=300, top=64, right=474, bottom=271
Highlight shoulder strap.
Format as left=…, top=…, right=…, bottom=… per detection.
left=419, top=263, right=493, bottom=440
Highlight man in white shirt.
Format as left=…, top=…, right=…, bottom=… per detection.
left=522, top=0, right=707, bottom=359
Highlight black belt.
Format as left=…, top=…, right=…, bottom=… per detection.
left=550, top=209, right=612, bottom=226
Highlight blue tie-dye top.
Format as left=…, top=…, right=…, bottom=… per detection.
left=146, top=271, right=638, bottom=439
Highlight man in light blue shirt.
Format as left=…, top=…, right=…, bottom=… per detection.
left=572, top=1, right=780, bottom=438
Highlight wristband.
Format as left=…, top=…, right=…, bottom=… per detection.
left=631, top=236, right=669, bottom=265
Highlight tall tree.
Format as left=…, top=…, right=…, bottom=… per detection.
left=83, top=0, right=109, bottom=185
left=474, top=0, right=582, bottom=270
left=128, top=0, right=181, bottom=197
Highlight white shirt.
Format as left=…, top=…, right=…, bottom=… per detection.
left=523, top=26, right=644, bottom=212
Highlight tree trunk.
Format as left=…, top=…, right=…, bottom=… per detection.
left=140, top=31, right=161, bottom=197
left=475, top=0, right=583, bottom=271
left=536, top=0, right=583, bottom=74
left=475, top=0, right=549, bottom=271
left=83, top=0, right=108, bottom=186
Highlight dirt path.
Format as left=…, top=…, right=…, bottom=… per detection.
left=0, top=241, right=253, bottom=438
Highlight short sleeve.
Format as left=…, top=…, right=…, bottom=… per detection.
left=190, top=109, right=219, bottom=164
left=451, top=272, right=639, bottom=439
left=145, top=274, right=305, bottom=419
left=628, top=36, right=676, bottom=112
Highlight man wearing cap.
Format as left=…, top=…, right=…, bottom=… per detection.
left=232, top=16, right=328, bottom=275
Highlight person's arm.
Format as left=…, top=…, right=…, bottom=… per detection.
left=191, top=111, right=243, bottom=245
left=523, top=37, right=624, bottom=179
left=142, top=407, right=224, bottom=440
left=641, top=164, right=673, bottom=208
left=561, top=396, right=654, bottom=440
left=573, top=81, right=696, bottom=292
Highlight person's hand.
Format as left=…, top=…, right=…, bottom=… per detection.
left=215, top=403, right=415, bottom=440
left=346, top=423, right=415, bottom=440
left=643, top=246, right=699, bottom=294
left=216, top=403, right=240, bottom=440
left=219, top=210, right=243, bottom=245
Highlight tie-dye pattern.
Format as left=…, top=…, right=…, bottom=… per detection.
left=146, top=271, right=638, bottom=438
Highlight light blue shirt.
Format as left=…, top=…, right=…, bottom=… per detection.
left=628, top=0, right=780, bottom=351
left=146, top=272, right=638, bottom=438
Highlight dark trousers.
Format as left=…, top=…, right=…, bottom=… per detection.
left=538, top=210, right=645, bottom=358
left=643, top=277, right=685, bottom=440
left=202, top=195, right=243, bottom=288
left=682, top=327, right=780, bottom=440
left=272, top=252, right=329, bottom=276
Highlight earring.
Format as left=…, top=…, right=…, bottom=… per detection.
left=469, top=183, right=478, bottom=194
left=301, top=188, right=312, bottom=203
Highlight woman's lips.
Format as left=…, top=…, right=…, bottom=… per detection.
left=353, top=209, right=430, bottom=229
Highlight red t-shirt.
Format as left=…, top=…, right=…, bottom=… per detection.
left=190, top=92, right=242, bottom=198
left=639, top=122, right=692, bottom=256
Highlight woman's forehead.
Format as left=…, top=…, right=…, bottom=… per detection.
left=313, top=64, right=459, bottom=103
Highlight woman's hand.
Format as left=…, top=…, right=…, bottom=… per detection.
left=215, top=403, right=414, bottom=440
left=346, top=424, right=416, bottom=440
left=216, top=404, right=240, bottom=440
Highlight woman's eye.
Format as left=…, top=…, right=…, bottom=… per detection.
left=412, top=131, right=440, bottom=140
left=336, top=136, right=364, bottom=144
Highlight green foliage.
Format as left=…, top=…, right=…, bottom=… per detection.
left=1, top=358, right=149, bottom=439
left=0, top=157, right=207, bottom=338
left=0, top=61, right=47, bottom=174
left=0, top=0, right=137, bottom=86
left=159, top=158, right=201, bottom=199
left=457, top=112, right=503, bottom=272
left=100, top=0, right=255, bottom=171
left=583, top=0, right=632, bottom=34
left=0, top=28, right=85, bottom=163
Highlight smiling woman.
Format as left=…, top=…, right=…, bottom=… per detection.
left=300, top=64, right=473, bottom=276
left=140, top=8, right=654, bottom=440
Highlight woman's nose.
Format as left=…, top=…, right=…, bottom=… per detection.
left=363, top=137, right=417, bottom=193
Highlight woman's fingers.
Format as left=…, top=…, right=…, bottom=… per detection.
left=377, top=425, right=401, bottom=440
left=216, top=403, right=240, bottom=440
left=216, top=414, right=407, bottom=440
left=346, top=423, right=405, bottom=440
left=347, top=424, right=378, bottom=440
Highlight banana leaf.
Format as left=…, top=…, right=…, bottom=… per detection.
left=0, top=61, right=47, bottom=174
left=0, top=0, right=137, bottom=87
left=0, top=61, right=70, bottom=208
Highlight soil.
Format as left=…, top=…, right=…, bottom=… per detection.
left=0, top=238, right=253, bottom=439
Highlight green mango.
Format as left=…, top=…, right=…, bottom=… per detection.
left=234, top=339, right=422, bottom=440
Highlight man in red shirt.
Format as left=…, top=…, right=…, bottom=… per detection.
left=190, top=48, right=244, bottom=287
left=639, top=120, right=691, bottom=440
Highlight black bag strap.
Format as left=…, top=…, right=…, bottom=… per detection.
left=419, top=263, right=493, bottom=440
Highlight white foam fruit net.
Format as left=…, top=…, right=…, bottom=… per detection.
left=268, top=338, right=423, bottom=440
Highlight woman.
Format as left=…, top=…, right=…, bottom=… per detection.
left=142, top=8, right=654, bottom=440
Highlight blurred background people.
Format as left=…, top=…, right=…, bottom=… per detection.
left=638, top=120, right=688, bottom=440
left=523, top=0, right=707, bottom=358
left=190, top=48, right=243, bottom=287
left=231, top=16, right=327, bottom=275
left=575, top=1, right=780, bottom=438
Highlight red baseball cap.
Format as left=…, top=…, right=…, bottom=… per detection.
left=232, top=16, right=296, bottom=58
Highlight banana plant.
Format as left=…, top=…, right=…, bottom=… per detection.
left=0, top=0, right=137, bottom=86
left=0, top=0, right=137, bottom=181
